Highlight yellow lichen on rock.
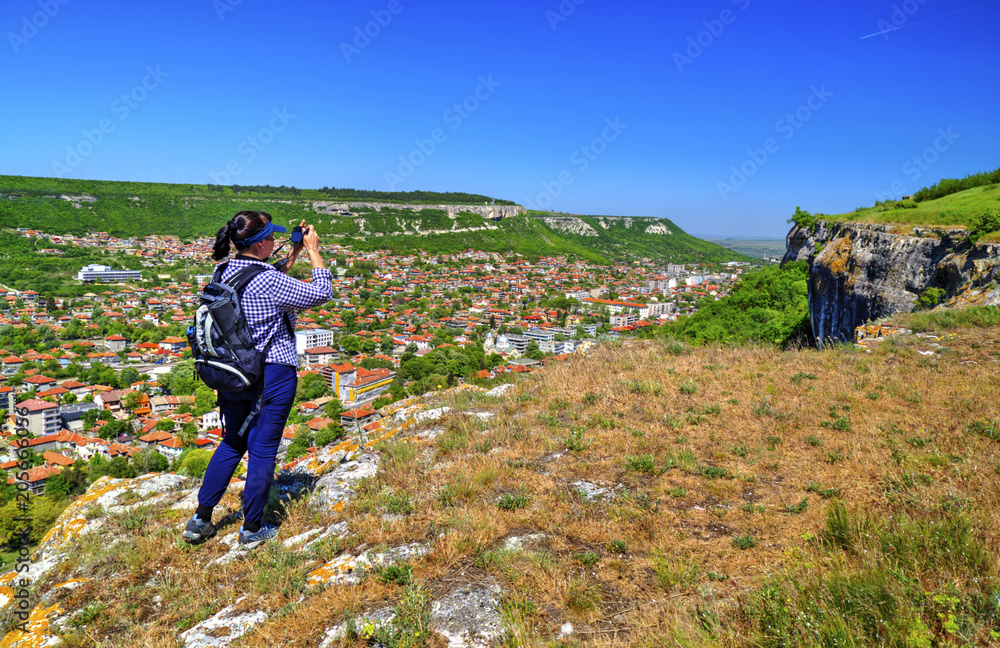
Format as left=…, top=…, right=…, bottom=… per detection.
left=0, top=603, right=63, bottom=648
left=306, top=553, right=360, bottom=587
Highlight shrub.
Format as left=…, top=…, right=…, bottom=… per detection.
left=374, top=563, right=413, bottom=587
left=497, top=493, right=530, bottom=510
left=916, top=287, right=946, bottom=310
left=652, top=551, right=700, bottom=592
left=180, top=450, right=211, bottom=478
left=732, top=535, right=757, bottom=550
left=573, top=551, right=600, bottom=567
left=624, top=454, right=659, bottom=475
left=969, top=207, right=1000, bottom=242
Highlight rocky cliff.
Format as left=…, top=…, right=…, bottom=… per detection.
left=311, top=202, right=525, bottom=220
left=783, top=221, right=1000, bottom=344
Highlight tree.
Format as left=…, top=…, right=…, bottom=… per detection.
left=297, top=373, right=330, bottom=402
left=178, top=422, right=199, bottom=448
left=121, top=391, right=142, bottom=413
left=194, top=385, right=217, bottom=416
left=285, top=427, right=314, bottom=462
left=29, top=497, right=71, bottom=544
left=155, top=419, right=176, bottom=432
left=118, top=367, right=140, bottom=390
left=45, top=463, right=89, bottom=500
left=131, top=448, right=169, bottom=474
left=161, top=360, right=195, bottom=396
left=315, top=423, right=342, bottom=447
left=179, top=450, right=211, bottom=478
left=82, top=409, right=101, bottom=431
left=98, top=419, right=130, bottom=441
left=323, top=398, right=345, bottom=420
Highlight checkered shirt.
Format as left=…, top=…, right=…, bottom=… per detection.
left=218, top=257, right=333, bottom=367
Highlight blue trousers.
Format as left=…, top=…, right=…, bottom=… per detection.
left=196, top=364, right=297, bottom=528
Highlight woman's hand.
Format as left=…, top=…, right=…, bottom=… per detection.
left=302, top=223, right=320, bottom=252
left=277, top=220, right=308, bottom=274
left=301, top=222, right=325, bottom=270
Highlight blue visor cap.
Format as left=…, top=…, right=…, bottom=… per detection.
left=240, top=221, right=287, bottom=245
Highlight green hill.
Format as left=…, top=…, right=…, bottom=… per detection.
left=0, top=175, right=746, bottom=264
left=527, top=212, right=740, bottom=263
left=822, top=166, right=1000, bottom=235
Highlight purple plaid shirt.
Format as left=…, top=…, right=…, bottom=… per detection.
left=218, top=257, right=333, bottom=367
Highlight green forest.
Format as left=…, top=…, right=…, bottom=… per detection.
left=664, top=261, right=811, bottom=346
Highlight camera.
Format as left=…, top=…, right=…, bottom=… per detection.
left=291, top=226, right=304, bottom=244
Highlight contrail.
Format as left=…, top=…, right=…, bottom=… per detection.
left=861, top=0, right=1000, bottom=39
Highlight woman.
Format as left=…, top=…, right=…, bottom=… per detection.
left=182, top=210, right=331, bottom=548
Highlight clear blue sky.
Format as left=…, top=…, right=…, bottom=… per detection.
left=2, top=0, right=998, bottom=236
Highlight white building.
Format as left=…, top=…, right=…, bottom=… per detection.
left=76, top=264, right=142, bottom=283
left=295, top=329, right=334, bottom=356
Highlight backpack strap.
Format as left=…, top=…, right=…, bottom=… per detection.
left=224, top=263, right=271, bottom=293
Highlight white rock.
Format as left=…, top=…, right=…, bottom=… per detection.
left=486, top=384, right=515, bottom=398
left=502, top=534, right=546, bottom=551
left=180, top=602, right=266, bottom=648
left=431, top=580, right=504, bottom=648
left=416, top=407, right=451, bottom=424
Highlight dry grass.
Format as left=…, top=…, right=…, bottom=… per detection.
left=25, top=322, right=1000, bottom=646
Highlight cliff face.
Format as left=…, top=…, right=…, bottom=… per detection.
left=311, top=202, right=525, bottom=220
left=783, top=222, right=1000, bottom=344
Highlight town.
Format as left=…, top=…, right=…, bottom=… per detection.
left=0, top=228, right=751, bottom=507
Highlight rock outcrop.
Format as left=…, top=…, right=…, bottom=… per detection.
left=311, top=202, right=525, bottom=221
left=0, top=385, right=516, bottom=648
left=537, top=216, right=599, bottom=237
left=783, top=221, right=1000, bottom=344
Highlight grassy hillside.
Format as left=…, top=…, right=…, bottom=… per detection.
left=837, top=183, right=1000, bottom=230
left=0, top=175, right=747, bottom=264
left=20, top=308, right=1000, bottom=646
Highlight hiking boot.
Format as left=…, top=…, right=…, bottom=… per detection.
left=181, top=515, right=216, bottom=545
left=238, top=524, right=279, bottom=549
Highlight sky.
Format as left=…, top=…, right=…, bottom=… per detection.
left=1, top=0, right=998, bottom=237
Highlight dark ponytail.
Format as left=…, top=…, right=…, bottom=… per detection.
left=211, top=211, right=271, bottom=261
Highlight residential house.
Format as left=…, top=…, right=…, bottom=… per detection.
left=303, top=346, right=339, bottom=366
left=158, top=337, right=186, bottom=353
left=8, top=465, right=62, bottom=496
left=201, top=409, right=220, bottom=431
left=105, top=334, right=127, bottom=352
left=340, top=405, right=380, bottom=430
left=14, top=400, right=61, bottom=437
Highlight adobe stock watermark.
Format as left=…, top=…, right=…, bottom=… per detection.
left=213, top=0, right=244, bottom=21
left=546, top=0, right=586, bottom=31
left=51, top=66, right=169, bottom=176
left=524, top=117, right=628, bottom=211
left=673, top=0, right=751, bottom=73
left=865, top=0, right=929, bottom=40
left=717, top=84, right=833, bottom=202
left=384, top=75, right=501, bottom=191
left=209, top=107, right=296, bottom=184
left=8, top=0, right=71, bottom=54
left=873, top=127, right=960, bottom=202
left=11, top=418, right=35, bottom=632
left=341, top=0, right=407, bottom=63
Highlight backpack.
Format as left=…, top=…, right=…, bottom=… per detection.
left=187, top=262, right=271, bottom=393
